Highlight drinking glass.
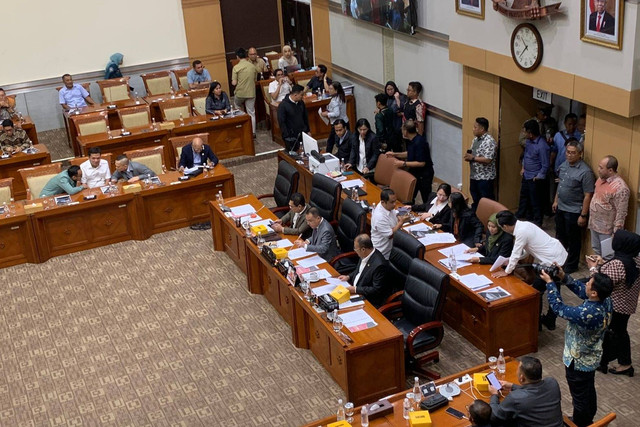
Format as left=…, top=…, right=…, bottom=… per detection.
left=488, top=356, right=498, bottom=371
left=344, top=402, right=354, bottom=423
left=242, top=220, right=251, bottom=237
left=333, top=315, right=343, bottom=333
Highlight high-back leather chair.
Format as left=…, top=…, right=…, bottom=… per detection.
left=476, top=197, right=509, bottom=228
left=389, top=169, right=417, bottom=204
left=379, top=258, right=449, bottom=380
left=172, top=67, right=191, bottom=91
left=257, top=160, right=299, bottom=217
left=189, top=89, right=208, bottom=116
left=69, top=111, right=108, bottom=136
left=373, top=154, right=398, bottom=187
left=309, top=173, right=342, bottom=224
left=158, top=98, right=191, bottom=122
left=117, top=105, right=151, bottom=129
left=169, top=133, right=209, bottom=167
left=0, top=178, right=14, bottom=204
left=389, top=230, right=425, bottom=291
left=18, top=163, right=63, bottom=200
left=123, top=146, right=166, bottom=176
left=141, top=71, right=174, bottom=95
left=96, top=77, right=131, bottom=103
left=329, top=198, right=367, bottom=274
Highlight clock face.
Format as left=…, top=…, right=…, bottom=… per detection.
left=511, top=24, right=543, bottom=72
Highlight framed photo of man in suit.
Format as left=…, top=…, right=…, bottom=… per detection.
left=581, top=0, right=624, bottom=50
left=456, top=0, right=485, bottom=19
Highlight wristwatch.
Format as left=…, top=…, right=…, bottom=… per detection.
left=580, top=213, right=588, bottom=218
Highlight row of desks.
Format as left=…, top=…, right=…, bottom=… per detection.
left=0, top=166, right=235, bottom=268
left=0, top=144, right=51, bottom=200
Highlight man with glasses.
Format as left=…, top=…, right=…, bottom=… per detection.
left=337, top=234, right=388, bottom=307
left=271, top=192, right=310, bottom=239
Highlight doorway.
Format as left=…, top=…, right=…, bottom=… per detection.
left=281, top=0, right=314, bottom=69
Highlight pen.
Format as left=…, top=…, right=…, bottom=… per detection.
left=297, top=234, right=303, bottom=240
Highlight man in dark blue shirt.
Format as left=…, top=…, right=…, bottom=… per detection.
left=516, top=119, right=550, bottom=226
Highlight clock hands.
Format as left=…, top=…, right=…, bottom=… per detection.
left=519, top=45, right=529, bottom=59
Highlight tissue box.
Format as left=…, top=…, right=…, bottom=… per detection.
left=158, top=121, right=175, bottom=130
left=329, top=285, right=350, bottom=304
left=122, top=183, right=142, bottom=194
left=250, top=224, right=268, bottom=236
left=24, top=203, right=43, bottom=214
left=327, top=421, right=351, bottom=427
left=474, top=373, right=489, bottom=391
left=271, top=247, right=288, bottom=260
left=409, top=410, right=432, bottom=427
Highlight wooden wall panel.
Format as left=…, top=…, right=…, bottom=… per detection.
left=311, top=0, right=332, bottom=71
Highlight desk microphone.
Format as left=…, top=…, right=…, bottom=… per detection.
left=310, top=150, right=325, bottom=163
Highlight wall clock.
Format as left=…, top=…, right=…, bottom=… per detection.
left=510, top=22, right=543, bottom=71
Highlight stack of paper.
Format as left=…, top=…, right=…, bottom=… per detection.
left=301, top=269, right=331, bottom=282
left=458, top=273, right=493, bottom=291
left=312, top=283, right=337, bottom=296
left=404, top=223, right=432, bottom=232
left=287, top=247, right=317, bottom=260
left=340, top=309, right=378, bottom=332
left=439, top=257, right=472, bottom=271
left=296, top=255, right=326, bottom=268
left=438, top=243, right=475, bottom=261
left=339, top=299, right=365, bottom=310
left=419, top=233, right=457, bottom=246
left=271, top=239, right=293, bottom=248
left=230, top=204, right=256, bottom=217
left=341, top=179, right=365, bottom=189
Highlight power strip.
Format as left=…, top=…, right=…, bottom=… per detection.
left=454, top=374, right=473, bottom=386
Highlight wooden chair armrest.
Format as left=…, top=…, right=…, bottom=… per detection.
left=329, top=251, right=357, bottom=267
left=257, top=193, right=274, bottom=200
left=378, top=301, right=402, bottom=318
left=384, top=291, right=404, bottom=305
left=563, top=415, right=578, bottom=427
left=407, top=320, right=443, bottom=357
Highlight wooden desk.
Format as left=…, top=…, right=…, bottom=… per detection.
left=210, top=194, right=406, bottom=405
left=304, top=359, right=520, bottom=427
left=269, top=94, right=357, bottom=146
left=424, top=249, right=539, bottom=358
left=0, top=207, right=38, bottom=268
left=0, top=144, right=51, bottom=200
left=143, top=92, right=189, bottom=123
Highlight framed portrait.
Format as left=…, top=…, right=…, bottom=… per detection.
left=581, top=0, right=624, bottom=50
left=456, top=0, right=485, bottom=19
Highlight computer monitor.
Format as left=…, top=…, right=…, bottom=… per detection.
left=302, top=132, right=318, bottom=155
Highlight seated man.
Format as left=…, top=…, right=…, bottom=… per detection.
left=337, top=234, right=388, bottom=307
left=59, top=74, right=95, bottom=110
left=0, top=119, right=32, bottom=154
left=325, top=119, right=352, bottom=163
left=40, top=165, right=84, bottom=197
left=489, top=356, right=563, bottom=427
left=271, top=192, right=311, bottom=238
left=111, top=155, right=156, bottom=183
left=468, top=400, right=491, bottom=427
left=187, top=60, right=212, bottom=89
left=178, top=137, right=219, bottom=171
left=0, top=88, right=16, bottom=120
left=305, top=64, right=332, bottom=94
left=268, top=69, right=292, bottom=105
left=80, top=147, right=111, bottom=188
left=293, top=207, right=339, bottom=261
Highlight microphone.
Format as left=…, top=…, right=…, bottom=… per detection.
left=310, top=150, right=325, bottom=163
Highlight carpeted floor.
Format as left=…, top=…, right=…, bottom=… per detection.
left=0, top=154, right=636, bottom=425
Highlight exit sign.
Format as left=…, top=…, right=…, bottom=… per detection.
left=533, top=87, right=552, bottom=104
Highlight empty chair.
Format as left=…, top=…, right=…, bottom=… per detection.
left=141, top=71, right=174, bottom=95
left=329, top=197, right=367, bottom=274
left=169, top=133, right=209, bottom=167
left=96, top=77, right=131, bottom=102
left=172, top=67, right=191, bottom=91
left=388, top=230, right=425, bottom=292
left=257, top=160, right=299, bottom=217
left=389, top=169, right=417, bottom=204
left=0, top=178, right=14, bottom=204
left=265, top=52, right=280, bottom=72
left=69, top=111, right=108, bottom=136
left=373, top=154, right=398, bottom=187
left=189, top=89, right=208, bottom=116
left=309, top=173, right=342, bottom=225
left=123, top=146, right=166, bottom=176
left=117, top=105, right=151, bottom=129
left=18, top=163, right=62, bottom=200
left=379, top=258, right=449, bottom=380
left=158, top=98, right=191, bottom=122
left=476, top=197, right=509, bottom=229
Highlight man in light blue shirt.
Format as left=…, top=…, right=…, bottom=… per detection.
left=187, top=60, right=211, bottom=89
left=551, top=113, right=582, bottom=174
left=59, top=74, right=95, bottom=110
left=40, top=166, right=85, bottom=197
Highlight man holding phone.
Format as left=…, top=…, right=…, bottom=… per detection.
left=488, top=356, right=563, bottom=427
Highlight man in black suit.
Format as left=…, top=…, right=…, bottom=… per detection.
left=589, top=0, right=615, bottom=36
left=178, top=137, right=219, bottom=171
left=293, top=207, right=339, bottom=261
left=337, top=234, right=389, bottom=307
left=325, top=119, right=353, bottom=164
left=277, top=84, right=310, bottom=151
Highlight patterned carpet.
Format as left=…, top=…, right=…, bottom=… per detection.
left=0, top=156, right=636, bottom=426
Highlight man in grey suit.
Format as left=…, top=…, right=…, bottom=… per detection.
left=271, top=192, right=311, bottom=239
left=111, top=154, right=156, bottom=183
left=293, top=207, right=339, bottom=261
left=489, top=356, right=563, bottom=427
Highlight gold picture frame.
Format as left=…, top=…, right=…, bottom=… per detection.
left=580, top=0, right=624, bottom=50
left=456, top=0, right=485, bottom=20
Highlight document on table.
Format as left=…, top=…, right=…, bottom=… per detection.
left=230, top=204, right=256, bottom=216
left=341, top=179, right=365, bottom=189
left=478, top=286, right=511, bottom=302
left=489, top=255, right=510, bottom=272
left=438, top=243, right=474, bottom=261
left=312, top=283, right=337, bottom=296
left=296, top=255, right=326, bottom=268
left=458, top=273, right=493, bottom=291
left=339, top=299, right=365, bottom=310
left=287, top=247, right=317, bottom=260
left=183, top=166, right=199, bottom=175
left=439, top=257, right=472, bottom=271
left=248, top=215, right=263, bottom=223
left=302, top=269, right=332, bottom=281
left=248, top=219, right=274, bottom=232
left=418, top=233, right=456, bottom=246
left=326, top=277, right=350, bottom=286
left=272, top=239, right=293, bottom=248
left=404, top=223, right=432, bottom=232
left=339, top=309, right=378, bottom=332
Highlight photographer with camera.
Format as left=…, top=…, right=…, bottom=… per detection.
left=539, top=265, right=612, bottom=427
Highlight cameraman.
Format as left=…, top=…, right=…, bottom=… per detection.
left=539, top=266, right=613, bottom=427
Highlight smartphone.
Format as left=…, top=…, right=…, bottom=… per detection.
left=466, top=149, right=473, bottom=154
left=445, top=407, right=467, bottom=419
left=485, top=371, right=502, bottom=390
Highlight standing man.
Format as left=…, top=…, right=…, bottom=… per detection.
left=268, top=69, right=291, bottom=105
left=589, top=155, right=630, bottom=256
left=553, top=140, right=595, bottom=273
left=464, top=117, right=497, bottom=211
left=247, top=47, right=268, bottom=76
left=374, top=93, right=396, bottom=152
left=0, top=119, right=32, bottom=154
left=541, top=267, right=613, bottom=427
left=305, top=64, right=332, bottom=94
left=187, top=60, right=211, bottom=89
left=40, top=166, right=84, bottom=197
left=271, top=192, right=311, bottom=238
left=178, top=136, right=219, bottom=171
left=293, top=207, right=338, bottom=261
left=337, top=234, right=389, bottom=307
left=551, top=113, right=581, bottom=176
left=59, top=74, right=95, bottom=110
left=277, top=84, right=309, bottom=152
left=325, top=119, right=353, bottom=163
left=80, top=147, right=111, bottom=188
left=371, top=189, right=409, bottom=259
left=402, top=81, right=426, bottom=135
left=516, top=119, right=549, bottom=226
left=386, top=120, right=434, bottom=204
left=231, top=48, right=258, bottom=136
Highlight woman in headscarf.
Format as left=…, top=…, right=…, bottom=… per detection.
left=590, top=230, right=640, bottom=376
left=465, top=212, right=514, bottom=264
left=105, top=53, right=124, bottom=80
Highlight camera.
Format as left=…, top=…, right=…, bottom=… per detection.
left=532, top=263, right=559, bottom=277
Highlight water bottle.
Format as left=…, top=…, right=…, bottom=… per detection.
left=257, top=232, right=265, bottom=249
left=217, top=190, right=224, bottom=207
left=360, top=405, right=369, bottom=427
left=179, top=113, right=184, bottom=127
left=351, top=187, right=357, bottom=201
left=170, top=87, right=176, bottom=99
left=336, top=398, right=345, bottom=421
left=449, top=251, right=457, bottom=275
left=151, top=117, right=157, bottom=130
left=497, top=348, right=506, bottom=375
left=339, top=158, right=344, bottom=173
left=134, top=91, right=140, bottom=104
left=106, top=125, right=112, bottom=139
left=403, top=398, right=411, bottom=419
left=412, top=377, right=421, bottom=408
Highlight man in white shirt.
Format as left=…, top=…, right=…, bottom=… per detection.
left=371, top=189, right=409, bottom=259
left=493, top=210, right=568, bottom=330
left=337, top=234, right=389, bottom=307
left=268, top=69, right=291, bottom=105
left=80, top=147, right=111, bottom=188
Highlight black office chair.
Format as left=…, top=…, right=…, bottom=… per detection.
left=379, top=258, right=449, bottom=381
left=309, top=173, right=342, bottom=226
left=388, top=230, right=425, bottom=292
left=257, top=160, right=299, bottom=217
left=329, top=198, right=367, bottom=274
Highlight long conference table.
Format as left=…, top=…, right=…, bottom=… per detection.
left=0, top=166, right=235, bottom=268
left=0, top=144, right=52, bottom=201
left=274, top=152, right=540, bottom=358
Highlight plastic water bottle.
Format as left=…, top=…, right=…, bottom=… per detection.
left=497, top=348, right=506, bottom=375
left=217, top=190, right=224, bottom=207
left=134, top=91, right=140, bottom=104
left=403, top=398, right=411, bottom=419
left=449, top=251, right=457, bottom=275
left=351, top=187, right=357, bottom=201
left=360, top=405, right=369, bottom=427
left=106, top=125, right=112, bottom=139
left=413, top=377, right=421, bottom=408
left=151, top=117, right=157, bottom=130
left=179, top=113, right=184, bottom=126
left=336, top=398, right=345, bottom=421
left=339, top=158, right=344, bottom=173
